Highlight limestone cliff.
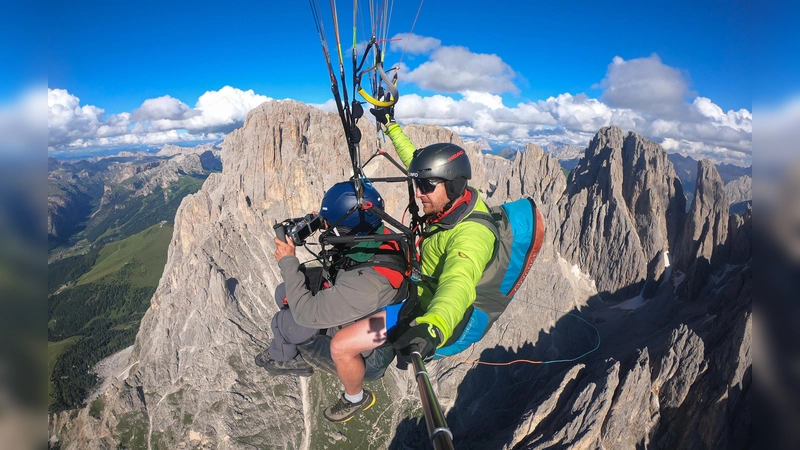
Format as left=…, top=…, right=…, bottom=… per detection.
left=557, top=126, right=685, bottom=299
left=49, top=102, right=751, bottom=450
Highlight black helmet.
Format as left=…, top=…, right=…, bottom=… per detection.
left=408, top=143, right=471, bottom=200
left=319, top=181, right=384, bottom=235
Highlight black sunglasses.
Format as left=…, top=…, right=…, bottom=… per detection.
left=413, top=178, right=443, bottom=194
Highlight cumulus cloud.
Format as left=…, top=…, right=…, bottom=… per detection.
left=48, top=89, right=131, bottom=148
left=598, top=54, right=693, bottom=118
left=402, top=44, right=518, bottom=94
left=48, top=86, right=272, bottom=151
left=137, top=86, right=272, bottom=134
left=132, top=95, right=194, bottom=121
left=49, top=53, right=750, bottom=166
left=389, top=33, right=441, bottom=55
left=310, top=98, right=339, bottom=114
left=390, top=66, right=750, bottom=166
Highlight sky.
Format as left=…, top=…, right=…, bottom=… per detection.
left=39, top=0, right=761, bottom=166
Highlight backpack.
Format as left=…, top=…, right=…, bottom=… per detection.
left=435, top=197, right=545, bottom=357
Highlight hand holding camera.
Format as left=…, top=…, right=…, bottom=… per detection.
left=273, top=235, right=296, bottom=261
left=272, top=213, right=324, bottom=262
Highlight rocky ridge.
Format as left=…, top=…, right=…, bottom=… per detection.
left=557, top=127, right=686, bottom=299
left=725, top=174, right=752, bottom=209
left=49, top=101, right=751, bottom=449
left=48, top=149, right=222, bottom=250
left=545, top=142, right=586, bottom=161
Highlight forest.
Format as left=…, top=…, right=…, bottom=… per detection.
left=48, top=169, right=208, bottom=413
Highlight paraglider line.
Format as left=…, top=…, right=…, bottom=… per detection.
left=439, top=307, right=601, bottom=366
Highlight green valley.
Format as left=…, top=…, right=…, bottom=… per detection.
left=47, top=151, right=217, bottom=412
left=47, top=222, right=173, bottom=411
left=48, top=223, right=175, bottom=412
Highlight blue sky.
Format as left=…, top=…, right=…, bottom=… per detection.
left=40, top=0, right=761, bottom=165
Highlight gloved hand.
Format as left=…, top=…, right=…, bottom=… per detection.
left=370, top=105, right=395, bottom=126
left=391, top=322, right=442, bottom=362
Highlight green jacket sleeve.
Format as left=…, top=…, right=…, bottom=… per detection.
left=415, top=221, right=496, bottom=344
left=386, top=123, right=417, bottom=169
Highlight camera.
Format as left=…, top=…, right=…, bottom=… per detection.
left=274, top=213, right=323, bottom=245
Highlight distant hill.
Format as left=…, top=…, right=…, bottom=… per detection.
left=48, top=148, right=221, bottom=253
left=47, top=144, right=221, bottom=412
left=668, top=153, right=751, bottom=212
left=545, top=142, right=585, bottom=161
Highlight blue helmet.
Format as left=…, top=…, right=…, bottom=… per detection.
left=319, top=181, right=384, bottom=235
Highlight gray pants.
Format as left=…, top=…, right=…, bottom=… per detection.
left=268, top=282, right=321, bottom=362
left=268, top=266, right=396, bottom=380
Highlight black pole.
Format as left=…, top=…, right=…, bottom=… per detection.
left=411, top=351, right=455, bottom=450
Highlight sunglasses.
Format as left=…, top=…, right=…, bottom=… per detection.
left=413, top=178, right=443, bottom=194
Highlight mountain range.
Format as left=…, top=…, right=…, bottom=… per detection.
left=48, top=100, right=750, bottom=449
left=48, top=148, right=221, bottom=253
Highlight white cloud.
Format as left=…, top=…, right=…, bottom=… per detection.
left=388, top=75, right=749, bottom=165
left=661, top=138, right=750, bottom=166
left=310, top=98, right=339, bottom=114
left=376, top=39, right=749, bottom=164
left=142, top=86, right=272, bottom=134
left=190, top=86, right=271, bottom=131
left=48, top=53, right=751, bottom=166
left=402, top=45, right=518, bottom=94
left=49, top=86, right=272, bottom=151
left=132, top=95, right=194, bottom=121
left=690, top=97, right=751, bottom=132
left=48, top=89, right=131, bottom=147
left=598, top=54, right=692, bottom=117
left=389, top=33, right=441, bottom=55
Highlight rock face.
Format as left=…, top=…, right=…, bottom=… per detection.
left=558, top=126, right=685, bottom=299
left=157, top=142, right=221, bottom=157
left=725, top=174, right=752, bottom=215
left=728, top=204, right=752, bottom=264
left=49, top=102, right=751, bottom=450
left=546, top=142, right=585, bottom=161
left=724, top=175, right=751, bottom=206
left=487, top=143, right=567, bottom=252
left=674, top=159, right=729, bottom=300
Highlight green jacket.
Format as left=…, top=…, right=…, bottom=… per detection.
left=386, top=123, right=496, bottom=344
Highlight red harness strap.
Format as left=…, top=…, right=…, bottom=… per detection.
left=374, top=227, right=405, bottom=288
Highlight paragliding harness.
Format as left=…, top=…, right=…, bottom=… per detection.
left=325, top=226, right=410, bottom=307
left=295, top=226, right=413, bottom=383
left=306, top=0, right=427, bottom=325
left=410, top=198, right=546, bottom=358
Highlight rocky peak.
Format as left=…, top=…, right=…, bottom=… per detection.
left=486, top=142, right=567, bottom=252
left=157, top=142, right=221, bottom=156
left=674, top=158, right=730, bottom=300
left=557, top=126, right=684, bottom=298
left=620, top=132, right=686, bottom=294
left=545, top=142, right=585, bottom=161
left=725, top=174, right=752, bottom=208
left=727, top=203, right=752, bottom=264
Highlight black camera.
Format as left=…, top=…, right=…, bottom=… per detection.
left=274, top=213, right=324, bottom=245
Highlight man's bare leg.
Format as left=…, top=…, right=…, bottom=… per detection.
left=330, top=311, right=388, bottom=395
